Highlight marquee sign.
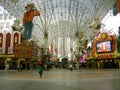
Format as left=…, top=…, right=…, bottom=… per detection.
left=14, top=44, right=32, bottom=58
left=90, top=33, right=117, bottom=59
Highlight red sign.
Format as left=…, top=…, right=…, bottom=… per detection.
left=14, top=44, right=32, bottom=58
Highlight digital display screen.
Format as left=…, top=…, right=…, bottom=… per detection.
left=96, top=41, right=112, bottom=53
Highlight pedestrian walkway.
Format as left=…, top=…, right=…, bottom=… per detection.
left=0, top=69, right=120, bottom=90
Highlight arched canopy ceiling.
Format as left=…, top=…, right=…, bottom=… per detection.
left=0, top=0, right=117, bottom=47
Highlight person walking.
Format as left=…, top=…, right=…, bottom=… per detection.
left=69, top=60, right=73, bottom=71
left=5, top=62, right=9, bottom=72
left=17, top=63, right=20, bottom=72
left=20, top=64, right=23, bottom=72
left=38, top=65, right=44, bottom=78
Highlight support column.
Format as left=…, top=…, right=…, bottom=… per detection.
left=97, top=60, right=101, bottom=69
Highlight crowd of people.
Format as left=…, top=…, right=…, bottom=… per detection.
left=3, top=56, right=119, bottom=79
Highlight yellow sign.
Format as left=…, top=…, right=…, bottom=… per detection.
left=0, top=54, right=15, bottom=57
left=101, top=33, right=107, bottom=39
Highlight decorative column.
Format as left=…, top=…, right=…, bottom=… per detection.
left=44, top=34, right=48, bottom=55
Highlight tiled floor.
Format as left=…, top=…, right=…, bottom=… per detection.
left=0, top=68, right=120, bottom=90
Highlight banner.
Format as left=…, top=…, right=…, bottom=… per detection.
left=117, top=37, right=120, bottom=53
left=0, top=33, right=3, bottom=47
left=13, top=32, right=19, bottom=51
left=5, top=33, right=11, bottom=54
